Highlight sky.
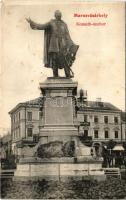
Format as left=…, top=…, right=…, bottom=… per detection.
left=0, top=0, right=125, bottom=135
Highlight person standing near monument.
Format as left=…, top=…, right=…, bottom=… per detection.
left=26, top=10, right=79, bottom=78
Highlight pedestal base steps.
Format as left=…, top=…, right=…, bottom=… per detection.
left=14, top=161, right=106, bottom=181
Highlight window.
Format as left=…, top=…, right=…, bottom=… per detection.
left=19, top=127, right=20, bottom=138
left=12, top=116, right=14, bottom=125
left=27, top=128, right=33, bottom=137
left=94, top=116, right=98, bottom=123
left=13, top=131, right=15, bottom=139
left=94, top=130, right=99, bottom=138
left=14, top=131, right=16, bottom=139
left=19, top=112, right=20, bottom=121
left=15, top=113, right=17, bottom=122
left=33, top=135, right=39, bottom=143
left=84, top=130, right=88, bottom=137
left=27, top=112, right=32, bottom=121
left=105, top=130, right=109, bottom=139
left=39, top=111, right=43, bottom=120
left=115, top=131, right=118, bottom=138
left=84, top=115, right=88, bottom=122
left=104, top=116, right=108, bottom=124
left=16, top=129, right=18, bottom=138
left=114, top=117, right=118, bottom=124
left=16, top=128, right=18, bottom=138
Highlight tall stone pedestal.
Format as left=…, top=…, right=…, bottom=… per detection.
left=14, top=77, right=105, bottom=180
left=39, top=77, right=78, bottom=144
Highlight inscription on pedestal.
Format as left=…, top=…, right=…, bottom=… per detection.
left=45, top=97, right=73, bottom=125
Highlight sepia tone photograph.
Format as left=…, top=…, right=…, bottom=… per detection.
left=0, top=0, right=126, bottom=199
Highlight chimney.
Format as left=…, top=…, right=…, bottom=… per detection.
left=79, top=89, right=88, bottom=101
left=96, top=97, right=103, bottom=107
left=96, top=97, right=101, bottom=102
left=83, top=90, right=88, bottom=101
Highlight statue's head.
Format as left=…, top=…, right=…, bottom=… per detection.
left=54, top=10, right=62, bottom=20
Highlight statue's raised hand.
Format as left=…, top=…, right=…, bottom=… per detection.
left=26, top=18, right=36, bottom=29
left=26, top=17, right=32, bottom=23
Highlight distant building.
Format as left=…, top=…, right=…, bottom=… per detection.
left=9, top=94, right=125, bottom=156
left=0, top=133, right=11, bottom=160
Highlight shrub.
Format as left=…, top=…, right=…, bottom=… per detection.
left=62, top=141, right=75, bottom=157
left=37, top=141, right=64, bottom=158
left=37, top=140, right=75, bottom=158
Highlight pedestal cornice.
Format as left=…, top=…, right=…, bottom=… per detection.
left=39, top=77, right=78, bottom=90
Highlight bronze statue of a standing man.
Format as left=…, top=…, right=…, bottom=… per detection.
left=26, top=10, right=79, bottom=78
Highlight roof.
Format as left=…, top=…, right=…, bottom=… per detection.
left=9, top=97, right=43, bottom=114
left=21, top=97, right=43, bottom=106
left=9, top=96, right=121, bottom=114
left=77, top=99, right=121, bottom=112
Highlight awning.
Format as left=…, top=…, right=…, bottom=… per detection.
left=113, top=144, right=124, bottom=151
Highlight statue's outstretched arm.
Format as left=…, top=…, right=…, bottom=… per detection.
left=26, top=18, right=50, bottom=30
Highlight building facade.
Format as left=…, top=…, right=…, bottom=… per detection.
left=9, top=95, right=125, bottom=156
left=76, top=98, right=123, bottom=143
left=9, top=97, right=43, bottom=155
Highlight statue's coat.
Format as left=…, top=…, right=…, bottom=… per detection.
left=30, top=19, right=79, bottom=69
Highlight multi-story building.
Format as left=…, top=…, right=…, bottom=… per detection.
left=9, top=97, right=43, bottom=155
left=77, top=97, right=122, bottom=143
left=9, top=93, right=125, bottom=156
